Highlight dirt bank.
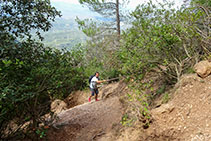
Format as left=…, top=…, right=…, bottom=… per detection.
left=144, top=74, right=211, bottom=140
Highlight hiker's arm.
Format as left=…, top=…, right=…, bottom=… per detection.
left=96, top=80, right=107, bottom=84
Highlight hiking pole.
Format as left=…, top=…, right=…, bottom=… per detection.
left=105, top=77, right=119, bottom=82
left=98, top=77, right=119, bottom=88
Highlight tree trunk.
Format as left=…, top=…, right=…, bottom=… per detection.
left=116, top=0, right=120, bottom=37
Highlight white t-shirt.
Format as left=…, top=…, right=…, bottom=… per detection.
left=90, top=76, right=99, bottom=89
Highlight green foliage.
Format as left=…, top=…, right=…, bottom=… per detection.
left=116, top=1, right=210, bottom=128
left=103, top=68, right=120, bottom=79
left=0, top=0, right=88, bottom=139
left=82, top=54, right=120, bottom=82
left=162, top=93, right=170, bottom=104
left=125, top=84, right=153, bottom=129
left=190, top=0, right=211, bottom=59
left=138, top=94, right=152, bottom=129
left=76, top=17, right=100, bottom=37
left=120, top=113, right=134, bottom=126
left=186, top=67, right=195, bottom=74
left=156, top=85, right=166, bottom=95
left=141, top=105, right=151, bottom=129
left=76, top=0, right=128, bottom=81
left=75, top=18, right=121, bottom=81
left=36, top=128, right=47, bottom=139
left=191, top=0, right=211, bottom=7
left=0, top=0, right=61, bottom=40
left=78, top=0, right=129, bottom=37
left=0, top=40, right=87, bottom=138
left=118, top=0, right=207, bottom=83
left=79, top=0, right=116, bottom=18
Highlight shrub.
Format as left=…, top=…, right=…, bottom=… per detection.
left=0, top=40, right=86, bottom=139
left=118, top=0, right=208, bottom=83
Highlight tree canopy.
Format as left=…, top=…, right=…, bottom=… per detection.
left=0, top=0, right=61, bottom=40
left=79, top=0, right=130, bottom=36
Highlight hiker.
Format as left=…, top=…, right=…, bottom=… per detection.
left=89, top=72, right=106, bottom=102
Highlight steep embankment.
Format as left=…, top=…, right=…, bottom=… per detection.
left=144, top=74, right=211, bottom=140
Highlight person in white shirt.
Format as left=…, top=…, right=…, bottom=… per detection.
left=89, top=72, right=106, bottom=102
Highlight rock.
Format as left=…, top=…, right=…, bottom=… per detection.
left=51, top=99, right=67, bottom=114
left=194, top=60, right=211, bottom=78
left=152, top=103, right=175, bottom=114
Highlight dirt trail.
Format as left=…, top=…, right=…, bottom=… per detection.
left=47, top=82, right=126, bottom=141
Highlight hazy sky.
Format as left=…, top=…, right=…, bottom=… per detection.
left=51, top=0, right=183, bottom=8
left=51, top=0, right=155, bottom=9
left=50, top=0, right=183, bottom=19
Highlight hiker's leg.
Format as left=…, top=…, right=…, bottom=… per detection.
left=89, top=89, right=95, bottom=102
left=90, top=89, right=95, bottom=97
left=95, top=89, right=99, bottom=101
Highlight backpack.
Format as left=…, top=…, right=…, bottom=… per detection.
left=89, top=75, right=95, bottom=84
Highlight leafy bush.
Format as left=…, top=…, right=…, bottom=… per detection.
left=118, top=0, right=208, bottom=83
left=0, top=40, right=87, bottom=139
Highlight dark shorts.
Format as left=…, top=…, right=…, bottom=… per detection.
left=90, top=88, right=99, bottom=96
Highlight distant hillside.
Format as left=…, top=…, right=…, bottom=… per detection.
left=41, top=2, right=117, bottom=50
left=41, top=18, right=87, bottom=50
left=41, top=17, right=112, bottom=50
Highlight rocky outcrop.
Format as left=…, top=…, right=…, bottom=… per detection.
left=194, top=60, right=211, bottom=78
left=47, top=97, right=123, bottom=141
